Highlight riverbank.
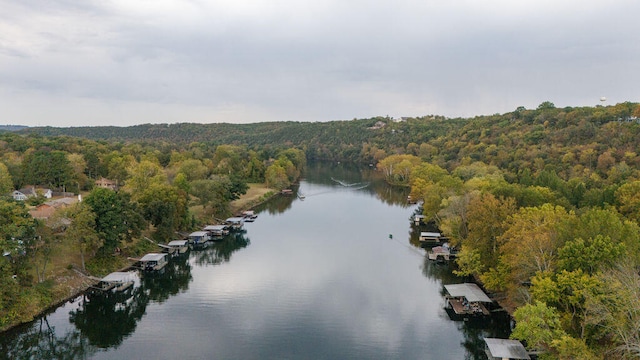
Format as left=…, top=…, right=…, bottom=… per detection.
left=1, top=183, right=277, bottom=334
left=229, top=183, right=276, bottom=214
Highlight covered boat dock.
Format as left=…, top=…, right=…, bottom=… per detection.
left=484, top=338, right=530, bottom=360
left=444, top=283, right=492, bottom=319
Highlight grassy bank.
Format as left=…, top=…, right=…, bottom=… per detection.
left=230, top=183, right=276, bottom=214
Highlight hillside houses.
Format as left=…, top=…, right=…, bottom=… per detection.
left=12, top=187, right=53, bottom=201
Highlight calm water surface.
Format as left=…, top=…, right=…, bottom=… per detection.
left=1, top=162, right=509, bottom=359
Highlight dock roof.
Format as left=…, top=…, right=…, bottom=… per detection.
left=203, top=225, right=227, bottom=231
left=140, top=253, right=166, bottom=262
left=102, top=271, right=136, bottom=283
left=189, top=231, right=208, bottom=237
left=484, top=338, right=530, bottom=359
left=420, top=232, right=441, bottom=237
left=168, top=240, right=188, bottom=246
left=444, top=283, right=492, bottom=303
left=226, top=217, right=245, bottom=223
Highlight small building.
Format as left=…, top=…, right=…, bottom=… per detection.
left=139, top=253, right=168, bottom=272
left=166, top=240, right=189, bottom=254
left=12, top=190, right=28, bottom=201
left=203, top=224, right=229, bottom=239
left=16, top=186, right=53, bottom=200
left=413, top=214, right=426, bottom=225
left=484, top=338, right=530, bottom=360
left=95, top=177, right=117, bottom=190
left=428, top=244, right=457, bottom=262
left=225, top=217, right=245, bottom=231
left=419, top=232, right=446, bottom=244
left=444, top=283, right=493, bottom=320
left=188, top=231, right=211, bottom=245
left=95, top=271, right=138, bottom=293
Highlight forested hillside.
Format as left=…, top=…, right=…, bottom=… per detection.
left=374, top=101, right=640, bottom=359
left=3, top=101, right=640, bottom=358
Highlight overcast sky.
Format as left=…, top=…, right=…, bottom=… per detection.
left=1, top=0, right=639, bottom=127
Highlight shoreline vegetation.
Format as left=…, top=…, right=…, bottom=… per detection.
left=0, top=184, right=277, bottom=333
left=3, top=102, right=640, bottom=357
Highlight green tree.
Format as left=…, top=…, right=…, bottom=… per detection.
left=615, top=180, right=640, bottom=223
left=22, top=150, right=74, bottom=189
left=138, top=183, right=188, bottom=241
left=84, top=188, right=144, bottom=254
left=0, top=162, right=13, bottom=195
left=265, top=163, right=289, bottom=190
left=124, top=160, right=166, bottom=197
left=498, top=204, right=574, bottom=297
left=557, top=235, right=624, bottom=274
left=464, top=193, right=516, bottom=271
left=511, top=300, right=565, bottom=353
left=64, top=202, right=101, bottom=270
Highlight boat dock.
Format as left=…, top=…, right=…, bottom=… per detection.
left=444, top=283, right=493, bottom=320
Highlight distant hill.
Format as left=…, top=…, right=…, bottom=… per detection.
left=0, top=125, right=28, bottom=132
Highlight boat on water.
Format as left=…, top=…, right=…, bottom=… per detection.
left=241, top=210, right=258, bottom=222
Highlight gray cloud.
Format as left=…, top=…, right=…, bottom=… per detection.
left=1, top=0, right=639, bottom=126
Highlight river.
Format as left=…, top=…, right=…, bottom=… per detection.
left=0, top=162, right=510, bottom=359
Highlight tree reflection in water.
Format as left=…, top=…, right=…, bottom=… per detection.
left=191, top=231, right=251, bottom=267
left=141, top=254, right=192, bottom=303
left=68, top=254, right=194, bottom=350
left=0, top=316, right=95, bottom=360
left=69, top=283, right=148, bottom=349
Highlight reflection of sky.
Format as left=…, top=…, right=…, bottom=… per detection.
left=88, top=179, right=469, bottom=359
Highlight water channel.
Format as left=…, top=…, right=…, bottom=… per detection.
left=1, top=162, right=510, bottom=359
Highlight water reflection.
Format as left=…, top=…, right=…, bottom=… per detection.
left=1, top=161, right=511, bottom=359
left=1, top=316, right=95, bottom=359
left=191, top=231, right=251, bottom=266
left=141, top=254, right=192, bottom=303
left=258, top=192, right=296, bottom=215
left=303, top=161, right=412, bottom=207
left=70, top=275, right=147, bottom=349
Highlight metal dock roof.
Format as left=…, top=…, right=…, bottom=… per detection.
left=444, top=283, right=492, bottom=303
left=168, top=240, right=188, bottom=246
left=140, top=253, right=166, bottom=262
left=484, top=338, right=530, bottom=359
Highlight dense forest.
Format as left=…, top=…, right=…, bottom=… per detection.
left=2, top=101, right=640, bottom=358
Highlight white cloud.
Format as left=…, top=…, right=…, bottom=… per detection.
left=0, top=0, right=639, bottom=126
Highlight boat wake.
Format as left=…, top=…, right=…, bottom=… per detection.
left=331, top=178, right=370, bottom=189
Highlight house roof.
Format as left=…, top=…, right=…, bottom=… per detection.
left=45, top=197, right=77, bottom=207
left=444, top=283, right=492, bottom=303
left=484, top=338, right=530, bottom=359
